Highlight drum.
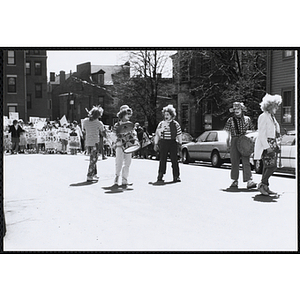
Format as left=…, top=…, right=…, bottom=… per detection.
left=121, top=131, right=140, bottom=154
left=237, top=135, right=254, bottom=156
left=116, top=121, right=134, bottom=134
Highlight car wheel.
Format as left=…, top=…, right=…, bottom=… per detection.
left=211, top=151, right=222, bottom=167
left=254, top=159, right=263, bottom=174
left=182, top=149, right=190, bottom=164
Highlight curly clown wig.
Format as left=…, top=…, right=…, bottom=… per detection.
left=162, top=104, right=176, bottom=119
left=260, top=94, right=282, bottom=112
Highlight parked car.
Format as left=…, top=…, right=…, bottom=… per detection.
left=147, top=132, right=194, bottom=160
left=181, top=130, right=231, bottom=167
left=249, top=131, right=296, bottom=174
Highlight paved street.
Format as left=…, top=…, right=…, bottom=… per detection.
left=3, top=153, right=297, bottom=251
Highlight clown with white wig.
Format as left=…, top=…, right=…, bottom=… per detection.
left=254, top=94, right=282, bottom=195
left=154, top=104, right=182, bottom=183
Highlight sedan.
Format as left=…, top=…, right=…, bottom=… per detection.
left=181, top=130, right=231, bottom=167
left=249, top=131, right=296, bottom=174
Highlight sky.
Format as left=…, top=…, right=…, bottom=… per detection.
left=47, top=50, right=176, bottom=78
left=47, top=50, right=130, bottom=75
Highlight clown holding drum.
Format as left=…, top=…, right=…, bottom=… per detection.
left=111, top=105, right=140, bottom=188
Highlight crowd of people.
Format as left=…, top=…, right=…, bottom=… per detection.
left=3, top=118, right=112, bottom=157
left=4, top=93, right=284, bottom=195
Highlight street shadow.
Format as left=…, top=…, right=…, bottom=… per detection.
left=252, top=194, right=279, bottom=203
left=69, top=181, right=98, bottom=187
left=148, top=181, right=177, bottom=186
left=220, top=187, right=258, bottom=193
left=102, top=185, right=124, bottom=194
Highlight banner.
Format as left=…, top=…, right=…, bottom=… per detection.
left=45, top=129, right=59, bottom=149
left=26, top=127, right=37, bottom=144
left=3, top=116, right=12, bottom=127
left=9, top=112, right=19, bottom=120
left=30, top=117, right=47, bottom=129
left=68, top=134, right=80, bottom=149
left=35, top=121, right=46, bottom=130
left=36, top=130, right=47, bottom=144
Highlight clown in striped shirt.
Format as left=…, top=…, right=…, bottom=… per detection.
left=154, top=104, right=182, bottom=183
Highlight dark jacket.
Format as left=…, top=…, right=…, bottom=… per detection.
left=8, top=125, right=24, bottom=139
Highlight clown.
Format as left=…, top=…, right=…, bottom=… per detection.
left=112, top=105, right=136, bottom=188
left=224, top=102, right=256, bottom=189
left=82, top=106, right=105, bottom=182
left=154, top=104, right=182, bottom=183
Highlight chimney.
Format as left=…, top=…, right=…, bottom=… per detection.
left=60, top=71, right=65, bottom=84
left=50, top=72, right=55, bottom=82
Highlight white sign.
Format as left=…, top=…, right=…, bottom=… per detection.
left=9, top=112, right=19, bottom=120
left=29, top=117, right=47, bottom=124
left=35, top=121, right=46, bottom=130
left=60, top=115, right=68, bottom=126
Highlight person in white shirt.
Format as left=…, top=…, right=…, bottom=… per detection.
left=254, top=94, right=282, bottom=195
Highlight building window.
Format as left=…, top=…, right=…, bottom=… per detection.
left=7, top=51, right=16, bottom=65
left=50, top=72, right=55, bottom=82
left=35, top=83, right=42, bottom=98
left=34, top=50, right=40, bottom=55
left=8, top=106, right=17, bottom=113
left=283, top=50, right=294, bottom=59
left=27, top=94, right=32, bottom=109
left=35, top=62, right=42, bottom=75
left=26, top=62, right=31, bottom=75
left=7, top=76, right=17, bottom=93
left=282, top=90, right=293, bottom=124
left=181, top=103, right=189, bottom=132
left=98, top=73, right=104, bottom=85
left=98, top=96, right=104, bottom=106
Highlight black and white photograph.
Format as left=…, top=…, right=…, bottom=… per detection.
left=1, top=2, right=299, bottom=300
left=1, top=48, right=298, bottom=252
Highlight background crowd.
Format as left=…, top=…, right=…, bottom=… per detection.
left=3, top=118, right=156, bottom=159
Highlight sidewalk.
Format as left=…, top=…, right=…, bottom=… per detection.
left=3, top=153, right=298, bottom=251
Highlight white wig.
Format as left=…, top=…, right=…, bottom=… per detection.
left=260, top=94, right=282, bottom=112
left=162, top=104, right=176, bottom=118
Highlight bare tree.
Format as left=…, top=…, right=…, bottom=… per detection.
left=113, top=50, right=172, bottom=132
left=174, top=49, right=266, bottom=124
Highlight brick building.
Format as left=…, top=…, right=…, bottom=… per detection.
left=49, top=62, right=131, bottom=126
left=3, top=49, right=49, bottom=121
